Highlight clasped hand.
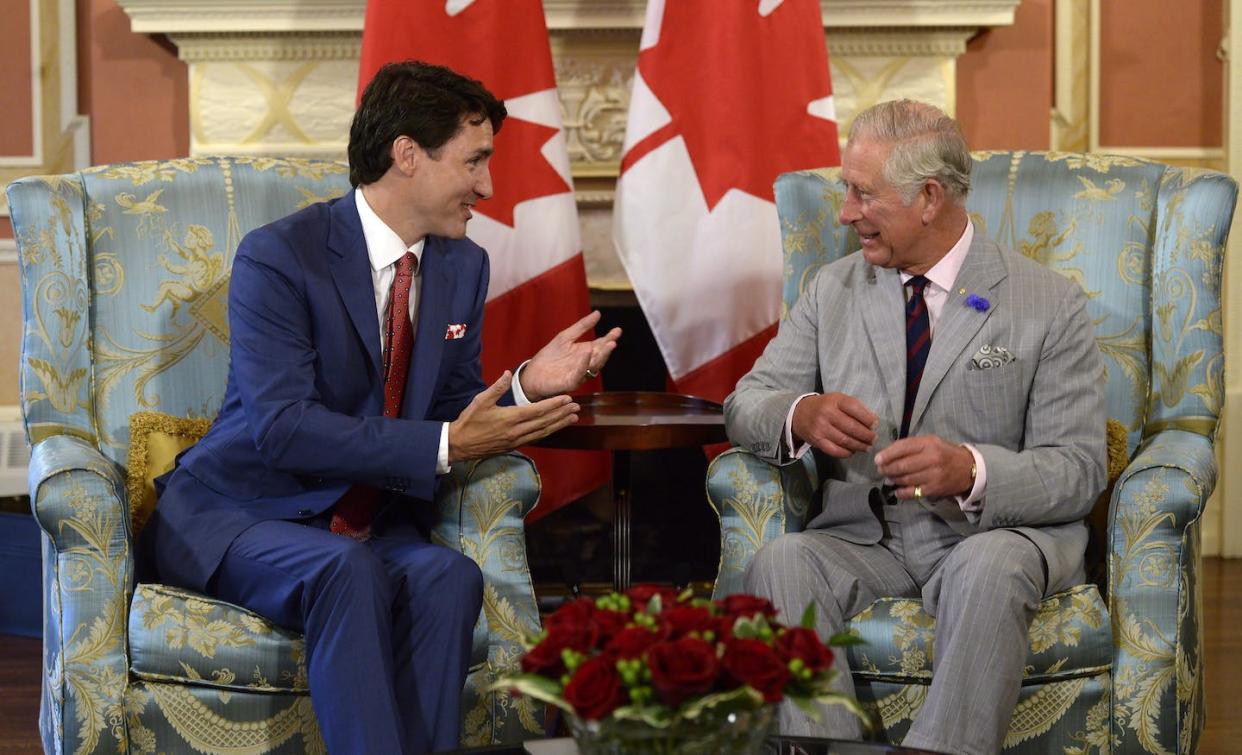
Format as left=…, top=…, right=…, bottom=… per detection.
left=447, top=311, right=622, bottom=463
left=792, top=392, right=974, bottom=500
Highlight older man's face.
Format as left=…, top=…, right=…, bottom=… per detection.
left=838, top=137, right=929, bottom=272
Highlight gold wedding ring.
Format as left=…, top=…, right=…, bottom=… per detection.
left=913, top=486, right=923, bottom=500
left=584, top=368, right=598, bottom=379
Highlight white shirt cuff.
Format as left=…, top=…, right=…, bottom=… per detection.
left=956, top=443, right=987, bottom=512
left=437, top=422, right=451, bottom=475
left=511, top=360, right=532, bottom=406
left=783, top=393, right=818, bottom=460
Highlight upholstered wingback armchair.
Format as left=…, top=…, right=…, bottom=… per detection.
left=8, top=157, right=545, bottom=753
left=708, top=152, right=1235, bottom=753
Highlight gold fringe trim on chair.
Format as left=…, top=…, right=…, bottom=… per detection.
left=1106, top=417, right=1130, bottom=483
left=148, top=683, right=318, bottom=754
left=870, top=684, right=928, bottom=728
left=1002, top=677, right=1088, bottom=748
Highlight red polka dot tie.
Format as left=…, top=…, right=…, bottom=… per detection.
left=331, top=252, right=418, bottom=540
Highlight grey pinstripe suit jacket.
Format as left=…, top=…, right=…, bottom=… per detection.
left=724, top=234, right=1108, bottom=592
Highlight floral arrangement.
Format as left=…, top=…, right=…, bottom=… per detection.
left=494, top=585, right=868, bottom=749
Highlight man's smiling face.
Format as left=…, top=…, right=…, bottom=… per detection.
left=837, top=137, right=931, bottom=273
left=408, top=116, right=495, bottom=240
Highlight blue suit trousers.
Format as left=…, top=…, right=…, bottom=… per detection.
left=209, top=506, right=483, bottom=754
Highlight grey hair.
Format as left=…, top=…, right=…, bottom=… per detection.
left=848, top=99, right=971, bottom=205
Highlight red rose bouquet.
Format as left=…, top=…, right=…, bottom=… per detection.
left=494, top=586, right=868, bottom=753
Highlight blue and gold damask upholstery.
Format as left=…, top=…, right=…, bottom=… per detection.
left=9, top=157, right=546, bottom=753
left=709, top=152, right=1235, bottom=753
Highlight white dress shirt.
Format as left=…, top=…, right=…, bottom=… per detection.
left=783, top=220, right=988, bottom=511
left=355, top=188, right=532, bottom=475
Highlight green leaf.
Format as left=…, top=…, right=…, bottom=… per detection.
left=486, top=674, right=573, bottom=713
left=789, top=693, right=823, bottom=720
left=611, top=704, right=676, bottom=728
left=732, top=615, right=760, bottom=640
left=810, top=691, right=875, bottom=733
left=801, top=602, right=817, bottom=630
left=679, top=687, right=764, bottom=721
left=827, top=631, right=865, bottom=647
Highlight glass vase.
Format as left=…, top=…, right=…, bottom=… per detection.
left=567, top=704, right=775, bottom=755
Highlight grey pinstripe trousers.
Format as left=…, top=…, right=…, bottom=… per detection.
left=744, top=503, right=1048, bottom=755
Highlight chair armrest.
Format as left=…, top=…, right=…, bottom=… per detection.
left=1108, top=428, right=1214, bottom=753
left=432, top=451, right=545, bottom=745
left=707, top=447, right=818, bottom=599
left=28, top=434, right=132, bottom=755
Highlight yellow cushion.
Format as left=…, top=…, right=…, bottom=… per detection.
left=126, top=411, right=212, bottom=535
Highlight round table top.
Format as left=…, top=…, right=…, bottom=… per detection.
left=534, top=391, right=728, bottom=451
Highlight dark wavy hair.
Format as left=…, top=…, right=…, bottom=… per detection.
left=348, top=60, right=507, bottom=187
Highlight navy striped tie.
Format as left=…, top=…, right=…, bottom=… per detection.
left=901, top=275, right=931, bottom=438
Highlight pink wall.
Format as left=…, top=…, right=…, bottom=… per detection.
left=0, top=0, right=33, bottom=156
left=78, top=0, right=189, bottom=164
left=1099, top=0, right=1223, bottom=147
left=955, top=0, right=1054, bottom=151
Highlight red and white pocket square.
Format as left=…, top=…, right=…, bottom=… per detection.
left=445, top=323, right=468, bottom=340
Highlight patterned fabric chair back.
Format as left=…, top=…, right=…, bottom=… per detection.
left=14, top=157, right=351, bottom=466
left=775, top=151, right=1233, bottom=460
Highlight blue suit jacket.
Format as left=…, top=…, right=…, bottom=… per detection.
left=142, top=190, right=501, bottom=592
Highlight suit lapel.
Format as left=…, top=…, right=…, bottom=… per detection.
left=402, top=235, right=451, bottom=420
left=859, top=265, right=908, bottom=424
left=909, top=236, right=1007, bottom=431
left=327, top=191, right=383, bottom=381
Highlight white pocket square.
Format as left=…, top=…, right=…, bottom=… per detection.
left=445, top=323, right=468, bottom=340
left=969, top=344, right=1014, bottom=370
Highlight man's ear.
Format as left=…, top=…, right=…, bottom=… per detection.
left=920, top=179, right=946, bottom=224
left=390, top=135, right=422, bottom=177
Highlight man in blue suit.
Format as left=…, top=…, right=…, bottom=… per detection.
left=140, top=61, right=621, bottom=754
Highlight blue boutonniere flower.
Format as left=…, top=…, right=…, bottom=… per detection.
left=964, top=293, right=990, bottom=311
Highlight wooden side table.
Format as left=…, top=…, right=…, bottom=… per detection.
left=534, top=392, right=727, bottom=590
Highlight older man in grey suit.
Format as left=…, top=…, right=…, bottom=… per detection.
left=725, top=100, right=1107, bottom=755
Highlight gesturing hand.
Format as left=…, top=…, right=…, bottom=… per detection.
left=791, top=392, right=878, bottom=458
left=520, top=311, right=622, bottom=400
left=448, top=371, right=580, bottom=463
left=874, top=435, right=975, bottom=500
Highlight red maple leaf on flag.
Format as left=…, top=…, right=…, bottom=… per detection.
left=360, top=0, right=555, bottom=101
left=477, top=116, right=572, bottom=227
left=358, top=1, right=570, bottom=228
left=623, top=0, right=839, bottom=210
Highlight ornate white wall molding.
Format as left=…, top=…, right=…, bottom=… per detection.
left=118, top=0, right=365, bottom=33
left=119, top=0, right=1021, bottom=32
left=828, top=29, right=976, bottom=57
left=173, top=32, right=360, bottom=62
left=116, top=0, right=1020, bottom=287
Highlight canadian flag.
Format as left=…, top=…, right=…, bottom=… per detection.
left=359, top=0, right=608, bottom=518
left=615, top=0, right=840, bottom=403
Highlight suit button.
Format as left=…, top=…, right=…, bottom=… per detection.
left=312, top=477, right=324, bottom=485
left=890, top=429, right=898, bottom=441
left=297, top=508, right=313, bottom=517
